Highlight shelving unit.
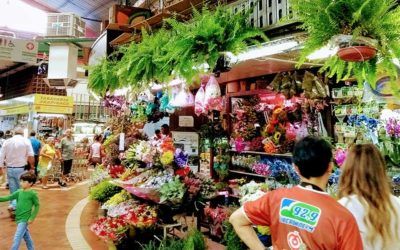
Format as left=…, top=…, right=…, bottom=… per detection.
left=228, top=169, right=267, bottom=178
left=229, top=149, right=292, bottom=158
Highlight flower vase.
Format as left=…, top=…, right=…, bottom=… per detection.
left=107, top=241, right=117, bottom=250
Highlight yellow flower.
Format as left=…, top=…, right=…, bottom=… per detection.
left=160, top=151, right=174, bottom=166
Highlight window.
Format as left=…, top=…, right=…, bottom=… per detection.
left=269, top=13, right=273, bottom=25
left=259, top=16, right=263, bottom=27
left=279, top=9, right=282, bottom=19
left=259, top=0, right=262, bottom=10
left=250, top=18, right=254, bottom=27
left=278, top=0, right=282, bottom=3
left=234, top=7, right=238, bottom=13
left=268, top=0, right=272, bottom=7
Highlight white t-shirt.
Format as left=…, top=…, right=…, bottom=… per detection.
left=338, top=194, right=400, bottom=250
left=90, top=142, right=102, bottom=158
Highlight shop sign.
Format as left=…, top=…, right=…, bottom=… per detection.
left=178, top=116, right=194, bottom=127
left=0, top=105, right=30, bottom=115
left=33, top=94, right=74, bottom=114
left=0, top=37, right=38, bottom=64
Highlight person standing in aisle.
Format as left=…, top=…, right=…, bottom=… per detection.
left=0, top=127, right=35, bottom=218
left=38, top=137, right=58, bottom=189
left=0, top=172, right=40, bottom=250
left=229, top=136, right=363, bottom=250
left=338, top=144, right=400, bottom=250
left=29, top=131, right=41, bottom=177
left=88, top=134, right=105, bottom=167
left=59, top=129, right=74, bottom=187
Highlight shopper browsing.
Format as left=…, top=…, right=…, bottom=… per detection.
left=38, top=137, right=59, bottom=189
left=59, top=129, right=75, bottom=187
left=0, top=127, right=35, bottom=218
left=0, top=172, right=40, bottom=250
left=338, top=144, right=400, bottom=250
left=229, top=136, right=363, bottom=250
left=89, top=134, right=105, bottom=166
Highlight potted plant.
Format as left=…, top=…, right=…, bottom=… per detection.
left=291, top=0, right=400, bottom=87
left=164, top=5, right=268, bottom=83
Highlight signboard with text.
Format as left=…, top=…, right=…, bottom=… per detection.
left=0, top=37, right=38, bottom=64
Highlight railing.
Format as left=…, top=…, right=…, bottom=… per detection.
left=228, top=0, right=294, bottom=29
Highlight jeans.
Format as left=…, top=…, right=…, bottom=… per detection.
left=7, top=167, right=25, bottom=209
left=12, top=222, right=34, bottom=250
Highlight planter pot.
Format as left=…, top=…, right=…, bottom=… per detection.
left=337, top=46, right=377, bottom=62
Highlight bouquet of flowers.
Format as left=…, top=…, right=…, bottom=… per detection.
left=183, top=176, right=202, bottom=196
left=159, top=176, right=186, bottom=204
left=90, top=216, right=128, bottom=244
left=334, top=148, right=347, bottom=167
left=90, top=165, right=110, bottom=187
left=128, top=140, right=157, bottom=165
left=102, top=190, right=132, bottom=210
left=107, top=200, right=138, bottom=218
left=174, top=148, right=189, bottom=167
left=122, top=204, right=158, bottom=229
left=204, top=206, right=231, bottom=239
left=252, top=163, right=271, bottom=176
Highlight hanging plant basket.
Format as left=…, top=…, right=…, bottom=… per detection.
left=334, top=35, right=378, bottom=62
left=337, top=46, right=377, bottom=62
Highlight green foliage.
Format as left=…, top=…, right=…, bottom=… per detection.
left=165, top=5, right=267, bottom=82
left=140, top=229, right=205, bottom=250
left=88, top=56, right=121, bottom=95
left=183, top=229, right=206, bottom=250
left=89, top=180, right=122, bottom=203
left=159, top=176, right=186, bottom=204
left=291, top=0, right=400, bottom=91
left=117, top=28, right=175, bottom=90
left=223, top=221, right=247, bottom=250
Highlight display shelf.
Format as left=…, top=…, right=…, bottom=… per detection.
left=229, top=149, right=292, bottom=158
left=228, top=169, right=267, bottom=178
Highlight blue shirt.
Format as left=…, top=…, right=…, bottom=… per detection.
left=29, top=137, right=41, bottom=156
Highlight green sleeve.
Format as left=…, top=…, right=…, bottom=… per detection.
left=0, top=190, right=19, bottom=202
left=29, top=192, right=40, bottom=222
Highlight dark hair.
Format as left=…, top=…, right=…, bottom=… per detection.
left=292, top=136, right=333, bottom=179
left=112, top=157, right=121, bottom=165
left=0, top=131, right=4, bottom=137
left=155, top=129, right=161, bottom=134
left=161, top=124, right=169, bottom=129
left=94, top=134, right=102, bottom=142
left=30, top=131, right=36, bottom=136
left=20, top=172, right=37, bottom=184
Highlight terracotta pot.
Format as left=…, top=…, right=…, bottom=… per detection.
left=337, top=46, right=377, bottom=62
left=226, top=81, right=239, bottom=93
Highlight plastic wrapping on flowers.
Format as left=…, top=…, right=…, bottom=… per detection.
left=90, top=216, right=129, bottom=244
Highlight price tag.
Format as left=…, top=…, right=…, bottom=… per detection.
left=179, top=116, right=194, bottom=127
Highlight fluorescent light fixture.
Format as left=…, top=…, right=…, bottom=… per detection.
left=0, top=100, right=11, bottom=105
left=237, top=40, right=299, bottom=62
left=307, top=45, right=338, bottom=60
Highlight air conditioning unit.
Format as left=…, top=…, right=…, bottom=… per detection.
left=46, top=13, right=85, bottom=37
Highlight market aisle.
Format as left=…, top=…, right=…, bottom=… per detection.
left=0, top=182, right=105, bottom=250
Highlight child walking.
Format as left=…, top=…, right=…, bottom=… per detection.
left=0, top=172, right=40, bottom=250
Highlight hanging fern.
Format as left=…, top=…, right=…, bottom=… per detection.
left=88, top=56, right=121, bottom=95
left=291, top=0, right=400, bottom=92
left=117, top=28, right=175, bottom=91
left=164, top=4, right=268, bottom=83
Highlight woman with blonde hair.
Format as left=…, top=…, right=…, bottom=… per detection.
left=339, top=144, right=400, bottom=250
left=38, top=137, right=59, bottom=189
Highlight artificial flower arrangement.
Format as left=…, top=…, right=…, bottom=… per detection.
left=102, top=190, right=132, bottom=210
left=231, top=98, right=260, bottom=145
left=159, top=176, right=187, bottom=204
left=204, top=206, right=232, bottom=239
left=122, top=204, right=158, bottom=229
left=251, top=162, right=271, bottom=176
left=262, top=107, right=294, bottom=154
left=90, top=216, right=129, bottom=244
left=334, top=147, right=347, bottom=168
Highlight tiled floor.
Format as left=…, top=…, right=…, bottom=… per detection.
left=0, top=182, right=225, bottom=250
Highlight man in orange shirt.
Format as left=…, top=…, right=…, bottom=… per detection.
left=229, top=136, right=363, bottom=250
